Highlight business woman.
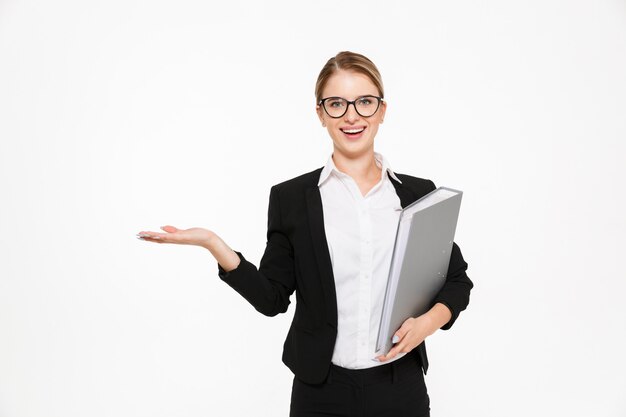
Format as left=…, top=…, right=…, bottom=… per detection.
left=137, top=51, right=473, bottom=417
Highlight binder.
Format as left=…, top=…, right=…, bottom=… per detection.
left=374, top=187, right=463, bottom=356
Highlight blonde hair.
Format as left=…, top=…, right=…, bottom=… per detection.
left=315, top=51, right=384, bottom=103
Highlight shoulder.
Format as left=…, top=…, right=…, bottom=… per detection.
left=393, top=172, right=437, bottom=193
left=265, top=168, right=322, bottom=223
left=270, top=167, right=323, bottom=195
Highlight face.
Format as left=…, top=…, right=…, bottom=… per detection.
left=316, top=69, right=386, bottom=159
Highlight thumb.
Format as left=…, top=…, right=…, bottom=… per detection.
left=160, top=225, right=179, bottom=233
left=392, top=319, right=413, bottom=344
left=392, top=329, right=405, bottom=344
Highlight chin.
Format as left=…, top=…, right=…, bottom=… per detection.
left=334, top=139, right=374, bottom=156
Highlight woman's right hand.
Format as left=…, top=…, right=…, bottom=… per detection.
left=136, top=225, right=215, bottom=249
left=137, top=225, right=241, bottom=271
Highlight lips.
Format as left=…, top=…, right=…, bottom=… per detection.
left=340, top=126, right=366, bottom=139
left=340, top=127, right=365, bottom=134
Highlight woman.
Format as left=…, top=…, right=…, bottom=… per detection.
left=137, top=51, right=473, bottom=417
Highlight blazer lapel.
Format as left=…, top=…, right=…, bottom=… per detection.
left=305, top=185, right=338, bottom=326
left=304, top=169, right=421, bottom=328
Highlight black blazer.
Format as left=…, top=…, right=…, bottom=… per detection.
left=217, top=167, right=473, bottom=385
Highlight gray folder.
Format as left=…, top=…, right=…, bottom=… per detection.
left=374, top=187, right=463, bottom=356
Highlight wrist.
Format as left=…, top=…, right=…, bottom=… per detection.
left=201, top=231, right=219, bottom=251
left=425, top=303, right=452, bottom=334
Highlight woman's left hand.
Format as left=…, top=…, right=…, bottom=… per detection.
left=375, top=314, right=435, bottom=362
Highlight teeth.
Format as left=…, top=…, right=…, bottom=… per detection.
left=342, top=128, right=365, bottom=134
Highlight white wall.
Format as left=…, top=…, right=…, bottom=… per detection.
left=1, top=0, right=625, bottom=416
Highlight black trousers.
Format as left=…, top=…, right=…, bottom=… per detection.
left=289, top=352, right=430, bottom=417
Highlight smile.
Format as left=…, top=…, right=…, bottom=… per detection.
left=340, top=127, right=366, bottom=138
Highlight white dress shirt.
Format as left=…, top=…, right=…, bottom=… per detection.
left=318, top=151, right=408, bottom=369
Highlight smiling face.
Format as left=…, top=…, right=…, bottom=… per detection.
left=316, top=69, right=386, bottom=159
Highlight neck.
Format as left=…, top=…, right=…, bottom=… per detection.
left=332, top=149, right=381, bottom=183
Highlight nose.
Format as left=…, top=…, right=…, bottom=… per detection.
left=344, top=102, right=360, bottom=122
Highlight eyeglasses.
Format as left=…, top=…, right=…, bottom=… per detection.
left=318, top=95, right=384, bottom=118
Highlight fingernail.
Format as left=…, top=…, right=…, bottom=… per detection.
left=392, top=335, right=399, bottom=344
left=136, top=236, right=144, bottom=239
left=372, top=358, right=380, bottom=362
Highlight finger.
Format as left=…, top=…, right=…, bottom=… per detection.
left=137, top=237, right=163, bottom=243
left=392, top=319, right=413, bottom=344
left=136, top=232, right=163, bottom=241
left=161, top=225, right=178, bottom=233
left=394, top=342, right=407, bottom=355
left=381, top=347, right=398, bottom=361
left=137, top=230, right=186, bottom=245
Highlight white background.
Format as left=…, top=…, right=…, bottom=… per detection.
left=1, top=0, right=625, bottom=416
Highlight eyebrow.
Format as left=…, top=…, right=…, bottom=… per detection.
left=323, top=94, right=379, bottom=100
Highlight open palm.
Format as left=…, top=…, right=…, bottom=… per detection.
left=137, top=225, right=214, bottom=247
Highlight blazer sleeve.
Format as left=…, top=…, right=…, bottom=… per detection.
left=427, top=180, right=474, bottom=330
left=216, top=185, right=296, bottom=317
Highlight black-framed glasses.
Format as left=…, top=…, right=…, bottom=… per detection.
left=318, top=95, right=384, bottom=118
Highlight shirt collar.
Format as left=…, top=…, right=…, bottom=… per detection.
left=317, top=151, right=403, bottom=186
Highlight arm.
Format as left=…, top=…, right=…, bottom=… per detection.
left=205, top=233, right=241, bottom=272
left=422, top=302, right=453, bottom=332
left=376, top=181, right=474, bottom=361
left=376, top=243, right=473, bottom=362
left=425, top=179, right=473, bottom=330
left=431, top=241, right=473, bottom=330
left=136, top=186, right=295, bottom=316
left=210, top=185, right=296, bottom=317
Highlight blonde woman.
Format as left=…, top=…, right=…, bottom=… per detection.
left=137, top=51, right=474, bottom=417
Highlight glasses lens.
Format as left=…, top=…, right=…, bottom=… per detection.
left=355, top=96, right=380, bottom=117
left=324, top=98, right=348, bottom=118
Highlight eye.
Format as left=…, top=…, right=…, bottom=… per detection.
left=327, top=99, right=345, bottom=108
left=357, top=97, right=373, bottom=105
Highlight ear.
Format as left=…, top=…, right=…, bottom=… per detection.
left=316, top=105, right=325, bottom=126
left=379, top=100, right=387, bottom=123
